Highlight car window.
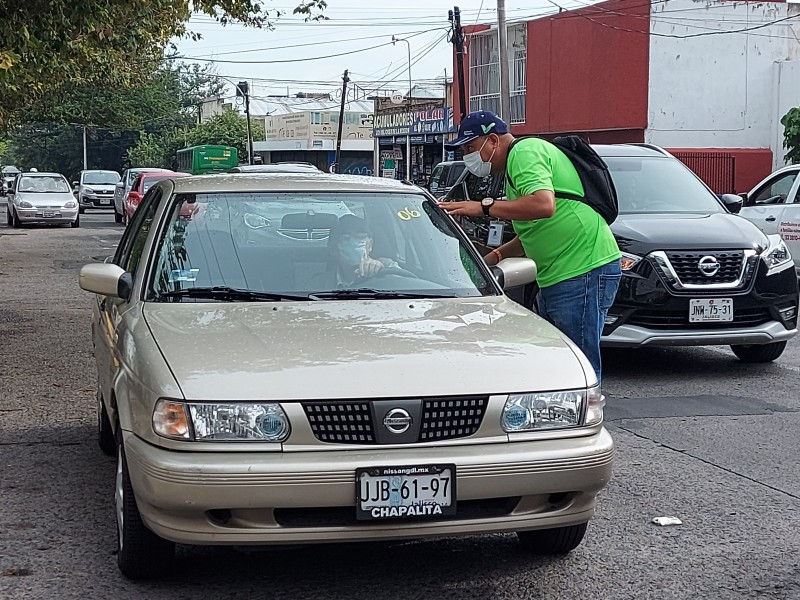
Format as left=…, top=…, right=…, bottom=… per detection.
left=147, top=191, right=495, bottom=300
left=429, top=165, right=445, bottom=192
left=17, top=176, right=70, bottom=193
left=445, top=163, right=467, bottom=187
left=142, top=176, right=173, bottom=194
left=605, top=157, right=725, bottom=214
left=115, top=189, right=163, bottom=275
left=83, top=172, right=120, bottom=185
left=751, top=172, right=797, bottom=205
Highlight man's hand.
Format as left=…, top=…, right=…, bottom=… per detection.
left=437, top=200, right=484, bottom=218
left=356, top=258, right=385, bottom=278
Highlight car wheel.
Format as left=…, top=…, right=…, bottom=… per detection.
left=10, top=206, right=21, bottom=228
left=6, top=206, right=12, bottom=227
left=517, top=522, right=588, bottom=554
left=730, top=341, right=787, bottom=363
left=115, top=429, right=175, bottom=580
left=71, top=212, right=80, bottom=228
left=79, top=207, right=85, bottom=214
left=114, top=206, right=123, bottom=224
left=97, top=393, right=115, bottom=456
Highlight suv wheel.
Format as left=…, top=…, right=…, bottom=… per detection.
left=730, top=341, right=787, bottom=363
left=97, top=393, right=115, bottom=456
left=115, top=429, right=175, bottom=579
left=517, top=522, right=588, bottom=554
left=114, top=205, right=123, bottom=224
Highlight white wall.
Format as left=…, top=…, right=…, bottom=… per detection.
left=773, top=59, right=800, bottom=169
left=645, top=0, right=800, bottom=161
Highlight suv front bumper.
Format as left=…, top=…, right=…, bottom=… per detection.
left=124, top=427, right=614, bottom=545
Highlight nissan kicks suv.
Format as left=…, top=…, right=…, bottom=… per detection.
left=444, top=143, right=799, bottom=362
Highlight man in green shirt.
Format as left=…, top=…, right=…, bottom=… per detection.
left=439, top=111, right=621, bottom=383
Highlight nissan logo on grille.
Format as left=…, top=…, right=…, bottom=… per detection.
left=383, top=408, right=412, bottom=434
left=697, top=256, right=721, bottom=277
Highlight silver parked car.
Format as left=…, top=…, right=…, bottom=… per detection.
left=6, top=172, right=79, bottom=228
left=78, top=173, right=613, bottom=580
left=113, top=167, right=172, bottom=224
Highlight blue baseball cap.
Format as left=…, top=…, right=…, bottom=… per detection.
left=445, top=110, right=509, bottom=150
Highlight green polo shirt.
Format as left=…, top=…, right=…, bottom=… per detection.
left=506, top=138, right=620, bottom=288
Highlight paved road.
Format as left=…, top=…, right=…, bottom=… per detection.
left=1, top=203, right=799, bottom=599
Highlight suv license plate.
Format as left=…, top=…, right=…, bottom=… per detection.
left=100, top=198, right=110, bottom=205
left=689, top=298, right=733, bottom=323
left=356, top=464, right=456, bottom=521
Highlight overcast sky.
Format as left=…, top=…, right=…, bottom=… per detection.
left=174, top=1, right=577, bottom=102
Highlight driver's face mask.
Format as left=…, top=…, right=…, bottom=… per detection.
left=337, top=233, right=370, bottom=266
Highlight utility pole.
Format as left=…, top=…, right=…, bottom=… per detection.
left=442, top=68, right=448, bottom=162
left=497, top=0, right=512, bottom=122
left=237, top=81, right=254, bottom=165
left=449, top=7, right=468, bottom=120
left=392, top=35, right=412, bottom=181
left=334, top=69, right=350, bottom=174
left=82, top=125, right=88, bottom=170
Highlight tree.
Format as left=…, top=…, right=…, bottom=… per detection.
left=0, top=0, right=327, bottom=124
left=782, top=107, right=800, bottom=164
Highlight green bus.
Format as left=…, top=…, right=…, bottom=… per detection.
left=176, top=145, right=238, bottom=175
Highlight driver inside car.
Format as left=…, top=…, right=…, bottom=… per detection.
left=317, top=214, right=399, bottom=288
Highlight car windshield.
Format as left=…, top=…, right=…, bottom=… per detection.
left=606, top=156, right=724, bottom=214
left=17, top=176, right=70, bottom=193
left=83, top=172, right=120, bottom=185
left=148, top=191, right=495, bottom=301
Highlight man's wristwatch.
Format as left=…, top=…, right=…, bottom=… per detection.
left=481, top=197, right=495, bottom=217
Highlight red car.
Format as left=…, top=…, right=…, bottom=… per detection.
left=123, top=171, right=188, bottom=223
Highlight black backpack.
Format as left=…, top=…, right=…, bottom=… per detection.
left=507, top=135, right=618, bottom=225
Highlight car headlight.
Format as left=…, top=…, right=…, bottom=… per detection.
left=762, top=235, right=792, bottom=275
left=19, top=200, right=33, bottom=208
left=64, top=201, right=77, bottom=208
left=501, top=385, right=604, bottom=432
left=620, top=251, right=642, bottom=271
left=84, top=187, right=95, bottom=194
left=153, top=399, right=290, bottom=442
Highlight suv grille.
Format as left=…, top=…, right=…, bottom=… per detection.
left=301, top=396, right=489, bottom=445
left=664, top=251, right=744, bottom=285
left=628, top=307, right=771, bottom=330
left=420, top=397, right=488, bottom=441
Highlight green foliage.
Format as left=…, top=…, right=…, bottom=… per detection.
left=781, top=107, right=800, bottom=164
left=0, top=0, right=327, bottom=123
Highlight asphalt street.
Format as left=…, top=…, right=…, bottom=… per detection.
left=1, top=202, right=799, bottom=599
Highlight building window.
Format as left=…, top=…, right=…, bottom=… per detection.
left=469, top=25, right=526, bottom=124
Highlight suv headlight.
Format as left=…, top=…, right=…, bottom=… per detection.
left=763, top=235, right=792, bottom=275
left=620, top=251, right=642, bottom=271
left=153, top=399, right=290, bottom=442
left=501, top=385, right=604, bottom=432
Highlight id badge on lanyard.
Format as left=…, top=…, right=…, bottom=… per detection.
left=487, top=220, right=504, bottom=247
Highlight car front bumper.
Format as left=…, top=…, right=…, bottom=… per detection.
left=80, top=194, right=114, bottom=208
left=16, top=207, right=78, bottom=224
left=124, top=428, right=614, bottom=545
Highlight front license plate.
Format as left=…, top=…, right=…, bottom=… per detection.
left=356, top=464, right=456, bottom=521
left=42, top=212, right=55, bottom=218
left=689, top=298, right=733, bottom=322
left=100, top=198, right=111, bottom=205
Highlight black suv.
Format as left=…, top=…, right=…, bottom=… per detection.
left=443, top=144, right=799, bottom=363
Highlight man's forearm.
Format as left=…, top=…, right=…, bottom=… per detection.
left=489, top=190, right=555, bottom=221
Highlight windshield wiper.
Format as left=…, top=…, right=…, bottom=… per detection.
left=308, top=289, right=458, bottom=300
left=157, top=286, right=311, bottom=302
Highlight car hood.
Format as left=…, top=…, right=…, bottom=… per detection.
left=611, top=212, right=769, bottom=254
left=16, top=191, right=74, bottom=205
left=143, top=298, right=590, bottom=401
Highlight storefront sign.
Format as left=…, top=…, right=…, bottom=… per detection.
left=374, top=107, right=454, bottom=138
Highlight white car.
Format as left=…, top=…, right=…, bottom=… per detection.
left=6, top=172, right=79, bottom=228
left=739, top=164, right=800, bottom=274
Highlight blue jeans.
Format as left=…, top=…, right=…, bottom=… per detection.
left=537, top=259, right=621, bottom=384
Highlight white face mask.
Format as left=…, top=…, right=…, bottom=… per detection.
left=463, top=138, right=495, bottom=178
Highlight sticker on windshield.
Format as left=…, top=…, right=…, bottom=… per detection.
left=169, top=269, right=200, bottom=283
left=397, top=207, right=421, bottom=221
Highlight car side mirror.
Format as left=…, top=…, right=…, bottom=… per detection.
left=78, top=263, right=133, bottom=301
left=72, top=181, right=79, bottom=187
left=490, top=257, right=537, bottom=289
left=116, top=182, right=124, bottom=188
left=720, top=193, right=743, bottom=214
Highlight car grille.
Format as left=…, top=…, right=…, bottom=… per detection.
left=274, top=497, right=520, bottom=527
left=301, top=396, right=490, bottom=445
left=627, top=307, right=772, bottom=330
left=663, top=251, right=744, bottom=285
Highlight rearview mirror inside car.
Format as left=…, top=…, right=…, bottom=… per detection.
left=490, top=258, right=537, bottom=289
left=720, top=193, right=743, bottom=214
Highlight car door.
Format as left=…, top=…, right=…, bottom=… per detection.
left=96, top=189, right=164, bottom=406
left=114, top=170, right=128, bottom=213
left=739, top=169, right=800, bottom=235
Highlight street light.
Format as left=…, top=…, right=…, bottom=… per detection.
left=392, top=35, right=412, bottom=182
left=202, top=74, right=255, bottom=165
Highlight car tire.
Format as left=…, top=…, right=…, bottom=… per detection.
left=6, top=206, right=12, bottom=227
left=114, top=206, right=123, bottom=224
left=517, top=522, right=588, bottom=554
left=79, top=206, right=85, bottom=214
left=71, top=213, right=80, bottom=228
left=10, top=206, right=21, bottom=228
left=115, top=429, right=175, bottom=580
left=97, top=393, right=115, bottom=456
left=730, top=341, right=787, bottom=363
